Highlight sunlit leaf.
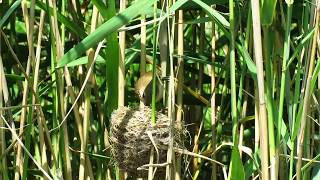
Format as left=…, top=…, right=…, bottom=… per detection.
left=228, top=147, right=245, bottom=180
left=57, top=0, right=157, bottom=68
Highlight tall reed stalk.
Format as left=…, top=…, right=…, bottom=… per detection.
left=251, top=0, right=269, bottom=179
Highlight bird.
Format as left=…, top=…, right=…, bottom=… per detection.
left=134, top=71, right=163, bottom=106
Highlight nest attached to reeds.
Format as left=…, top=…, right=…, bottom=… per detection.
left=109, top=106, right=184, bottom=177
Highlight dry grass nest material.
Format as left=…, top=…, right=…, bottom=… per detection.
left=109, top=106, right=185, bottom=177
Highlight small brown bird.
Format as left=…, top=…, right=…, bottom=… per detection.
left=134, top=71, right=163, bottom=106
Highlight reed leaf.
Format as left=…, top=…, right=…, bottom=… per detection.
left=57, top=0, right=157, bottom=67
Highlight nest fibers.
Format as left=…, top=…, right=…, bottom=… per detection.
left=109, top=106, right=184, bottom=177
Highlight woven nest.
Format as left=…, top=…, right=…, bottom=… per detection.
left=109, top=106, right=184, bottom=177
